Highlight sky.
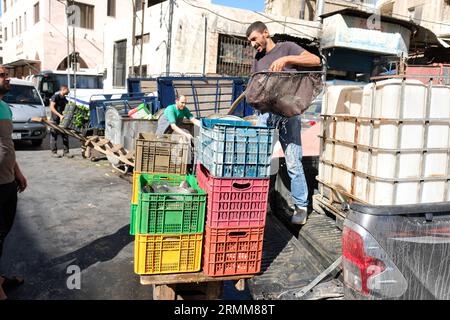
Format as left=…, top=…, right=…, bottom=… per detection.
left=211, top=0, right=265, bottom=12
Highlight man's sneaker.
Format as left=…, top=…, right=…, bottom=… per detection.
left=291, top=206, right=308, bottom=225
left=51, top=152, right=62, bottom=158
left=63, top=152, right=74, bottom=159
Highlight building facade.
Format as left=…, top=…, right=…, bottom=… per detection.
left=265, top=0, right=450, bottom=39
left=379, top=0, right=450, bottom=38
left=1, top=0, right=128, bottom=78
left=264, top=0, right=379, bottom=21
left=103, top=0, right=321, bottom=89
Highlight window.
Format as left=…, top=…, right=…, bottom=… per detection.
left=129, top=65, right=147, bottom=78
left=11, top=22, right=13, bottom=38
left=19, top=16, right=22, bottom=34
left=408, top=6, right=423, bottom=24
left=113, top=40, right=127, bottom=87
left=71, top=2, right=94, bottom=30
left=15, top=19, right=18, bottom=35
left=216, top=34, right=253, bottom=77
left=34, top=2, right=40, bottom=24
left=107, top=0, right=116, bottom=17
left=148, top=0, right=164, bottom=7
left=3, top=84, right=42, bottom=105
left=135, top=33, right=149, bottom=46
left=3, top=0, right=6, bottom=13
left=24, top=12, right=27, bottom=31
left=4, top=28, right=7, bottom=41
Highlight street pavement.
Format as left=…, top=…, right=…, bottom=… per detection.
left=1, top=134, right=154, bottom=300
left=1, top=134, right=250, bottom=300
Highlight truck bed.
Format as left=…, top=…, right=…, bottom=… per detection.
left=248, top=211, right=343, bottom=300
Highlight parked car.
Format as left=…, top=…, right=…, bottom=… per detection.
left=4, top=78, right=47, bottom=146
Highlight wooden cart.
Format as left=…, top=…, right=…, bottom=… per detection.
left=140, top=273, right=253, bottom=300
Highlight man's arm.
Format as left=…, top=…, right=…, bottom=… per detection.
left=270, top=51, right=321, bottom=72
left=14, top=162, right=27, bottom=193
left=190, top=117, right=201, bottom=127
left=49, top=100, right=63, bottom=120
left=170, top=123, right=193, bottom=140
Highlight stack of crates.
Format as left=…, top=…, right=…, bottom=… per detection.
left=197, top=119, right=275, bottom=276
left=131, top=132, right=207, bottom=275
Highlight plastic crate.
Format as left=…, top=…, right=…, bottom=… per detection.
left=136, top=174, right=207, bottom=234
left=131, top=172, right=140, bottom=205
left=135, top=133, right=191, bottom=174
left=61, top=104, right=89, bottom=133
left=198, top=119, right=275, bottom=178
left=130, top=204, right=138, bottom=235
left=196, top=163, right=270, bottom=228
left=134, top=233, right=203, bottom=275
left=203, top=226, right=264, bottom=277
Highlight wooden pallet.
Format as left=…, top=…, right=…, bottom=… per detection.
left=32, top=117, right=135, bottom=170
left=312, top=194, right=347, bottom=230
left=140, top=273, right=252, bottom=300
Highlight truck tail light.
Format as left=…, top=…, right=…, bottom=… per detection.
left=342, top=220, right=408, bottom=298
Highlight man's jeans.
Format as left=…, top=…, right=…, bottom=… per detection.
left=259, top=113, right=309, bottom=208
left=50, top=118, right=69, bottom=153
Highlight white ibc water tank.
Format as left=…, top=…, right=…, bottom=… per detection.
left=319, top=79, right=450, bottom=205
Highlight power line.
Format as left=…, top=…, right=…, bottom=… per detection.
left=179, top=0, right=321, bottom=39
left=337, top=0, right=450, bottom=28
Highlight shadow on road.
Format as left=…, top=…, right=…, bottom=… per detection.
left=48, top=225, right=133, bottom=272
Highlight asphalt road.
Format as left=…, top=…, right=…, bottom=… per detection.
left=1, top=133, right=250, bottom=300
left=0, top=133, right=155, bottom=299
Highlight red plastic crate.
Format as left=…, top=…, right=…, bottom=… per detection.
left=196, top=163, right=270, bottom=228
left=202, top=225, right=264, bottom=277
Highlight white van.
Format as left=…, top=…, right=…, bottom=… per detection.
left=4, top=78, right=47, bottom=146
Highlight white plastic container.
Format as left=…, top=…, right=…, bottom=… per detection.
left=319, top=79, right=450, bottom=205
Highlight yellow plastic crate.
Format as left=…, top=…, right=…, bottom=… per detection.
left=134, top=233, right=203, bottom=275
left=131, top=172, right=141, bottom=205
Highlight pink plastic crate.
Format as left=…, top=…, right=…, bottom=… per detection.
left=196, top=163, right=270, bottom=228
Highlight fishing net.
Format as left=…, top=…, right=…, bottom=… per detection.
left=245, top=71, right=323, bottom=117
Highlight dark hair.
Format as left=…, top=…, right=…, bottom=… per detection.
left=60, top=85, right=69, bottom=90
left=246, top=21, right=268, bottom=38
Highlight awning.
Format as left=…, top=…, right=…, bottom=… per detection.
left=3, top=59, right=40, bottom=70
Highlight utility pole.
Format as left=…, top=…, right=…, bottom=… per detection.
left=166, top=0, right=174, bottom=75
left=57, top=0, right=70, bottom=90
left=131, top=0, right=137, bottom=77
left=203, top=15, right=207, bottom=75
left=139, top=0, right=145, bottom=77
left=72, top=0, right=77, bottom=101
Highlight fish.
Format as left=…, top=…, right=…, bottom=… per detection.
left=141, top=181, right=198, bottom=198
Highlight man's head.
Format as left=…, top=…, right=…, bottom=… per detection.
left=0, top=66, right=11, bottom=96
left=60, top=85, right=70, bottom=96
left=246, top=21, right=270, bottom=53
left=175, top=95, right=187, bottom=110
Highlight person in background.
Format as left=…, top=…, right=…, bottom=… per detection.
left=156, top=95, right=201, bottom=140
left=49, top=85, right=73, bottom=158
left=0, top=66, right=27, bottom=300
left=246, top=21, right=321, bottom=225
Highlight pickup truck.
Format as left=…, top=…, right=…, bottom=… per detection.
left=343, top=202, right=450, bottom=300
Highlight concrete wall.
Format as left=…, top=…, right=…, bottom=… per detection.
left=103, top=0, right=321, bottom=89
left=265, top=0, right=379, bottom=21
left=384, top=0, right=450, bottom=36
left=2, top=0, right=129, bottom=76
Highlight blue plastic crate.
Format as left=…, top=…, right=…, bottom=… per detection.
left=198, top=119, right=275, bottom=178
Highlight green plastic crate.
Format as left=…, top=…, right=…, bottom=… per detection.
left=136, top=174, right=207, bottom=234
left=130, top=204, right=138, bottom=235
